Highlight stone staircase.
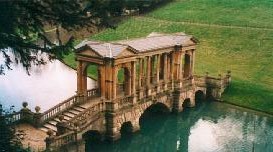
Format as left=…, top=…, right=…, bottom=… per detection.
left=39, top=105, right=87, bottom=135
left=36, top=89, right=100, bottom=135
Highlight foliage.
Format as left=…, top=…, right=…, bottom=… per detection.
left=0, top=0, right=173, bottom=75
left=0, top=105, right=27, bottom=152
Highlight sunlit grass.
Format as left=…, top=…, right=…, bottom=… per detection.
left=63, top=0, right=273, bottom=113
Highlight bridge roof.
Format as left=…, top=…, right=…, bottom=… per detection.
left=75, top=32, right=197, bottom=59
left=117, top=32, right=197, bottom=52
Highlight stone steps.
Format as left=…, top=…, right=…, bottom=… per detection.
left=39, top=105, right=87, bottom=134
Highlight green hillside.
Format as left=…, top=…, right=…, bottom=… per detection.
left=63, top=0, right=273, bottom=113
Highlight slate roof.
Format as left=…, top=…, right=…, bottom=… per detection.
left=118, top=32, right=195, bottom=52
left=75, top=40, right=129, bottom=58
left=75, top=32, right=197, bottom=58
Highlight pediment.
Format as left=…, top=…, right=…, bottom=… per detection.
left=116, top=48, right=137, bottom=58
left=78, top=48, right=102, bottom=58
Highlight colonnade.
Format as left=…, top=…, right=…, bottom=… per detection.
left=76, top=49, right=195, bottom=101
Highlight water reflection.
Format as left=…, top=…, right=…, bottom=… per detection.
left=86, top=102, right=273, bottom=152
left=0, top=53, right=95, bottom=111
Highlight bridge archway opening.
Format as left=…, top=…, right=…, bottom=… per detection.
left=183, top=54, right=191, bottom=78
left=83, top=64, right=100, bottom=95
left=139, top=103, right=170, bottom=134
left=206, top=87, right=214, bottom=100
left=195, top=90, right=205, bottom=103
left=120, top=121, right=133, bottom=138
left=117, top=67, right=131, bottom=96
left=182, top=98, right=191, bottom=108
left=84, top=130, right=103, bottom=151
left=83, top=130, right=102, bottom=143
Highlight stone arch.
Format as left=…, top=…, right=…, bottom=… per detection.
left=139, top=102, right=170, bottom=135
left=83, top=130, right=103, bottom=152
left=195, top=90, right=206, bottom=103
left=120, top=121, right=134, bottom=137
left=81, top=63, right=100, bottom=96
left=116, top=66, right=131, bottom=96
left=182, top=98, right=191, bottom=108
left=82, top=130, right=103, bottom=142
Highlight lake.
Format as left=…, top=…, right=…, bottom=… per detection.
left=86, top=102, right=273, bottom=152
left=0, top=54, right=95, bottom=112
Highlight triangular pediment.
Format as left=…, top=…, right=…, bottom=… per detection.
left=116, top=47, right=137, bottom=58
left=78, top=48, right=102, bottom=58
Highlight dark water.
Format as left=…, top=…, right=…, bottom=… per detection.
left=0, top=52, right=95, bottom=112
left=86, top=102, right=273, bottom=152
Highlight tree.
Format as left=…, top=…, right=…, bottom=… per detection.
left=0, top=105, right=27, bottom=152
left=0, top=0, right=172, bottom=75
left=0, top=0, right=124, bottom=75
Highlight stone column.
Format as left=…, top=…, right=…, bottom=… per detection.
left=131, top=61, right=136, bottom=95
left=179, top=52, right=184, bottom=80
left=150, top=56, right=155, bottom=84
left=99, top=66, right=106, bottom=98
left=163, top=53, right=168, bottom=81
left=146, top=56, right=151, bottom=87
left=82, top=62, right=88, bottom=97
left=167, top=55, right=170, bottom=80
left=170, top=52, right=174, bottom=89
left=156, top=54, right=160, bottom=92
left=191, top=50, right=195, bottom=75
left=146, top=56, right=151, bottom=95
left=77, top=60, right=83, bottom=95
left=156, top=54, right=160, bottom=83
left=138, top=58, right=143, bottom=88
left=105, top=60, right=113, bottom=100
left=112, top=66, right=117, bottom=99
left=105, top=113, right=120, bottom=141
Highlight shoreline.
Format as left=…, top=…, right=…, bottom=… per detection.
left=215, top=99, right=273, bottom=118
left=58, top=58, right=97, bottom=81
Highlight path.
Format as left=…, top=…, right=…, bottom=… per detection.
left=136, top=16, right=273, bottom=31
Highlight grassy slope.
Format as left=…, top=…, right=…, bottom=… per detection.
left=63, top=0, right=273, bottom=113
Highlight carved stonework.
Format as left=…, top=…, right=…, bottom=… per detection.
left=117, top=49, right=135, bottom=58
left=80, top=49, right=101, bottom=58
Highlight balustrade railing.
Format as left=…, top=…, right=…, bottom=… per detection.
left=5, top=112, right=21, bottom=124
left=114, top=95, right=133, bottom=110
left=194, top=75, right=230, bottom=89
left=41, top=88, right=99, bottom=124
left=66, top=101, right=104, bottom=129
left=40, top=95, right=79, bottom=124
left=87, top=88, right=99, bottom=99
left=48, top=131, right=76, bottom=149
left=182, top=77, right=193, bottom=89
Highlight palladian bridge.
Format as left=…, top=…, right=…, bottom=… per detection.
left=6, top=32, right=231, bottom=151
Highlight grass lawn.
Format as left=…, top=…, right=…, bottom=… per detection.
left=63, top=0, right=273, bottom=113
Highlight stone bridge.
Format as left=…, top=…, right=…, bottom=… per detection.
left=6, top=32, right=231, bottom=151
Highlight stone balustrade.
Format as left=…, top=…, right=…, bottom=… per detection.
left=86, top=88, right=100, bottom=99
left=66, top=101, right=104, bottom=129
left=46, top=131, right=77, bottom=151
left=4, top=88, right=99, bottom=127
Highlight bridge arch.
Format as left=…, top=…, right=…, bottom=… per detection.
left=120, top=121, right=134, bottom=137
left=83, top=130, right=103, bottom=142
left=139, top=102, right=170, bottom=134
left=182, top=98, right=191, bottom=108
left=195, top=90, right=206, bottom=103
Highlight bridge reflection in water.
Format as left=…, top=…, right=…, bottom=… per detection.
left=86, top=102, right=273, bottom=152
